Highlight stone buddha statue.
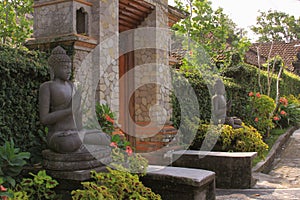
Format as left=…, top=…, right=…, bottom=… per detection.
left=39, top=46, right=110, bottom=153
left=212, top=79, right=243, bottom=129
left=212, top=79, right=227, bottom=125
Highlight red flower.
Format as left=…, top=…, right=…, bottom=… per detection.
left=248, top=92, right=254, bottom=97
left=279, top=97, right=288, bottom=107
left=273, top=116, right=280, bottom=121
left=105, top=115, right=114, bottom=124
left=254, top=117, right=259, bottom=122
left=0, top=185, right=6, bottom=192
left=256, top=92, right=261, bottom=98
left=189, top=50, right=193, bottom=56
left=280, top=110, right=287, bottom=116
left=126, top=146, right=133, bottom=156
left=0, top=185, right=7, bottom=200
left=110, top=142, right=118, bottom=148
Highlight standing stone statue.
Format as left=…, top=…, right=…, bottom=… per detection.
left=39, top=46, right=110, bottom=153
left=212, top=79, right=243, bottom=129
left=212, top=79, right=227, bottom=125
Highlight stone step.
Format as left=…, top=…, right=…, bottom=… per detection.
left=141, top=165, right=216, bottom=200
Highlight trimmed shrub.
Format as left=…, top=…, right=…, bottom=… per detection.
left=0, top=45, right=49, bottom=162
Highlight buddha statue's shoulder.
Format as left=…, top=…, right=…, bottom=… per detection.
left=39, top=81, right=74, bottom=90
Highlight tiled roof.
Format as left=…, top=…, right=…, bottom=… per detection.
left=246, top=40, right=300, bottom=71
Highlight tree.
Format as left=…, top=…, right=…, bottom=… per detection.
left=251, top=10, right=300, bottom=42
left=0, top=0, right=33, bottom=46
left=173, top=0, right=250, bottom=66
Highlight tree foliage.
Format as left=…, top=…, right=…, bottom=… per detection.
left=173, top=0, right=251, bottom=65
left=0, top=0, right=33, bottom=46
left=251, top=10, right=300, bottom=42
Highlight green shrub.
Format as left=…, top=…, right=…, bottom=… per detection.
left=245, top=93, right=275, bottom=135
left=0, top=140, right=30, bottom=187
left=190, top=123, right=268, bottom=158
left=219, top=124, right=268, bottom=158
left=0, top=45, right=49, bottom=162
left=171, top=63, right=300, bottom=135
left=273, top=95, right=300, bottom=128
left=72, top=168, right=161, bottom=200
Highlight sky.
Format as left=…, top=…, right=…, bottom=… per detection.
left=169, top=0, right=300, bottom=41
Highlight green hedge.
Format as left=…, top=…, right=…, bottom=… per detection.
left=0, top=45, right=49, bottom=162
left=172, top=63, right=300, bottom=126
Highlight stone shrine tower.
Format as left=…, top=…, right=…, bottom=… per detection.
left=27, top=0, right=187, bottom=162
left=27, top=0, right=119, bottom=113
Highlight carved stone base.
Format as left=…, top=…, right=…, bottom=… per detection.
left=42, top=147, right=111, bottom=181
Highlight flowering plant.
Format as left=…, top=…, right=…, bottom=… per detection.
left=109, top=133, right=148, bottom=174
left=96, top=103, right=115, bottom=135
left=246, top=92, right=275, bottom=136
left=273, top=96, right=300, bottom=128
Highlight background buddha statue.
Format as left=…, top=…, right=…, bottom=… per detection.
left=39, top=46, right=110, bottom=153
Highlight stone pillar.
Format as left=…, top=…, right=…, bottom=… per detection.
left=134, top=0, right=171, bottom=124
left=96, top=0, right=119, bottom=115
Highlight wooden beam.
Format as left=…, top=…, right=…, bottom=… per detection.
left=119, top=19, right=137, bottom=29
left=119, top=1, right=147, bottom=18
left=120, top=10, right=143, bottom=21
left=119, top=15, right=139, bottom=25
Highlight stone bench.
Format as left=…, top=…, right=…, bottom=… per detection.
left=172, top=150, right=257, bottom=189
left=140, top=165, right=215, bottom=200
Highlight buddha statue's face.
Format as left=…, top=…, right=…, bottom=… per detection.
left=53, top=62, right=72, bottom=81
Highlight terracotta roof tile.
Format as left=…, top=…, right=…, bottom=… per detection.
left=246, top=40, right=300, bottom=71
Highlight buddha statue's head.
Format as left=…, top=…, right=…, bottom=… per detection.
left=48, top=46, right=72, bottom=80
left=214, top=79, right=225, bottom=95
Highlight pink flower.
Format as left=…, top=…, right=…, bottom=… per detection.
left=273, top=116, right=280, bottom=121
left=110, top=142, right=118, bottom=148
left=189, top=51, right=193, bottom=56
left=280, top=110, right=287, bottom=116
left=105, top=115, right=114, bottom=124
left=248, top=92, right=254, bottom=97
left=126, top=146, right=133, bottom=156
left=254, top=117, right=259, bottom=122
left=256, top=92, right=261, bottom=98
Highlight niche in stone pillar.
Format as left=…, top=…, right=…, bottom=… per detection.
left=76, top=7, right=88, bottom=35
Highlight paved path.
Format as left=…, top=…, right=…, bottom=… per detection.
left=216, top=129, right=300, bottom=200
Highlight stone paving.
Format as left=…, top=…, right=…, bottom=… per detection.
left=216, top=129, right=300, bottom=200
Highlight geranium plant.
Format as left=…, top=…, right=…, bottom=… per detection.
left=246, top=92, right=275, bottom=137
left=109, top=133, right=148, bottom=174
left=273, top=96, right=300, bottom=128
left=95, top=103, right=115, bottom=135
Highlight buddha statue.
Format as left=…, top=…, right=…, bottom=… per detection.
left=212, top=79, right=227, bottom=125
left=39, top=46, right=110, bottom=153
left=212, top=79, right=243, bottom=129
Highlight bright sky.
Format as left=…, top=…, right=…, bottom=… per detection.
left=169, top=0, right=300, bottom=41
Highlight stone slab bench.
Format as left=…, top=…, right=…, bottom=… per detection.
left=172, top=150, right=257, bottom=189
left=140, top=165, right=215, bottom=200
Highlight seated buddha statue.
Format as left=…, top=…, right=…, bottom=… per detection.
left=39, top=46, right=110, bottom=153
